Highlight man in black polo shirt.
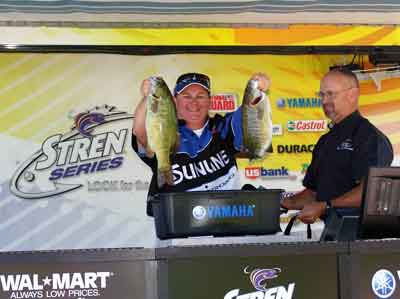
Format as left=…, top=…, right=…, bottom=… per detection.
left=281, top=69, right=393, bottom=224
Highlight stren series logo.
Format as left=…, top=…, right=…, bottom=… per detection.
left=0, top=271, right=113, bottom=299
left=224, top=266, right=295, bottom=299
left=286, top=120, right=327, bottom=132
left=10, top=105, right=133, bottom=199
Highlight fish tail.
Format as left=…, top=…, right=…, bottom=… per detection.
left=157, top=169, right=174, bottom=187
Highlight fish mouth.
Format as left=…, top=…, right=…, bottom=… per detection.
left=250, top=93, right=264, bottom=107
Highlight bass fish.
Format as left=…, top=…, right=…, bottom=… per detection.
left=242, top=79, right=273, bottom=159
left=145, top=77, right=178, bottom=187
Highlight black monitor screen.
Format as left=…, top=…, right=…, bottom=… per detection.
left=359, top=167, right=400, bottom=239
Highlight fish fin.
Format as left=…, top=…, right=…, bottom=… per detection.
left=174, top=133, right=180, bottom=153
left=248, top=156, right=258, bottom=164
left=266, top=142, right=273, bottom=153
left=165, top=170, right=174, bottom=185
left=241, top=143, right=253, bottom=155
left=157, top=169, right=174, bottom=187
left=248, top=150, right=270, bottom=163
left=157, top=170, right=166, bottom=188
left=145, top=145, right=155, bottom=158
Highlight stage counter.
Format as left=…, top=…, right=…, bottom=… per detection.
left=0, top=240, right=400, bottom=299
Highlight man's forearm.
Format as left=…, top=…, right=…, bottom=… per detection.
left=282, top=188, right=316, bottom=210
left=331, top=182, right=363, bottom=208
left=132, top=97, right=148, bottom=147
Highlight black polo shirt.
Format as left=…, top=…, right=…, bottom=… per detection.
left=303, top=110, right=393, bottom=205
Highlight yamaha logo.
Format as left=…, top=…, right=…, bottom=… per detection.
left=371, top=269, right=396, bottom=298
left=192, top=206, right=207, bottom=220
left=276, top=98, right=285, bottom=108
left=276, top=97, right=321, bottom=108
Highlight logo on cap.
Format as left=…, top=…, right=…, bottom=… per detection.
left=174, top=73, right=210, bottom=95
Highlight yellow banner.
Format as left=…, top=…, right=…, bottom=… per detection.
left=0, top=52, right=398, bottom=173
left=0, top=25, right=400, bottom=45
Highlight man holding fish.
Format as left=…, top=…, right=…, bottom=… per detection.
left=132, top=72, right=272, bottom=216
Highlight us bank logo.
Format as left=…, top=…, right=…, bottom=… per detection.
left=244, top=167, right=296, bottom=180
left=372, top=269, right=396, bottom=298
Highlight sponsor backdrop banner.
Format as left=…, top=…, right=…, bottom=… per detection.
left=0, top=53, right=399, bottom=250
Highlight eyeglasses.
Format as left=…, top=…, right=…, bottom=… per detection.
left=315, top=87, right=355, bottom=100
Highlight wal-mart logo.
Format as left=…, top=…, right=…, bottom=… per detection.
left=0, top=272, right=112, bottom=291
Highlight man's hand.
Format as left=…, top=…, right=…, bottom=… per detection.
left=133, top=78, right=154, bottom=148
left=281, top=197, right=296, bottom=210
left=140, top=78, right=152, bottom=98
left=251, top=73, right=271, bottom=92
left=297, top=202, right=327, bottom=224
